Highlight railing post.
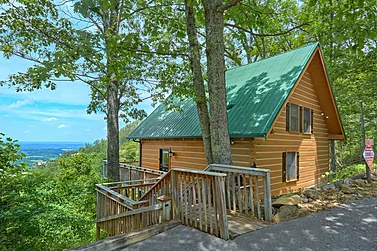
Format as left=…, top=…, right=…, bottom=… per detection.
left=215, top=176, right=229, bottom=240
left=157, top=195, right=172, bottom=222
left=263, top=172, right=272, bottom=221
left=170, top=170, right=177, bottom=219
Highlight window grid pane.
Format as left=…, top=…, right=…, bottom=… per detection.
left=162, top=150, right=169, bottom=166
left=290, top=104, right=299, bottom=132
left=304, top=108, right=311, bottom=133
left=287, top=152, right=296, bottom=181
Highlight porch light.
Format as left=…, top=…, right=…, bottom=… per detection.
left=169, top=150, right=174, bottom=157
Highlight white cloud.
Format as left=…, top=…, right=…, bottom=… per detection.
left=24, top=129, right=31, bottom=133
left=58, top=124, right=67, bottom=129
left=43, top=117, right=58, bottom=122
left=1, top=82, right=91, bottom=106
left=8, top=99, right=34, bottom=108
left=86, top=129, right=91, bottom=131
left=0, top=106, right=105, bottom=122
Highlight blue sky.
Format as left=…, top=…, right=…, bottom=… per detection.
left=0, top=56, right=154, bottom=142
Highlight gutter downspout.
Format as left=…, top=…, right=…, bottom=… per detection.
left=133, top=139, right=142, bottom=167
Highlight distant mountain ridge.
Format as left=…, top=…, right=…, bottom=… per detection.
left=19, top=142, right=88, bottom=166
left=19, top=142, right=88, bottom=150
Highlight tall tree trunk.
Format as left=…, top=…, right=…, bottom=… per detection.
left=104, top=3, right=121, bottom=181
left=202, top=0, right=232, bottom=165
left=359, top=99, right=371, bottom=181
left=107, top=78, right=120, bottom=181
left=185, top=0, right=213, bottom=165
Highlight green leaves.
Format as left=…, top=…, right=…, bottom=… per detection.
left=0, top=133, right=26, bottom=179
left=0, top=151, right=106, bottom=250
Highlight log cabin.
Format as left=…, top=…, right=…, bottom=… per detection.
left=127, top=43, right=345, bottom=195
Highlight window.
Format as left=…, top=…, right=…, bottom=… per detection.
left=286, top=103, right=314, bottom=134
left=160, top=149, right=169, bottom=172
left=290, top=104, right=299, bottom=132
left=282, top=152, right=300, bottom=182
left=304, top=107, right=313, bottom=134
left=286, top=103, right=299, bottom=132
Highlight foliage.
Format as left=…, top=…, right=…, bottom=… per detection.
left=325, top=164, right=371, bottom=183
left=0, top=0, right=189, bottom=180
left=74, top=121, right=141, bottom=173
left=0, top=151, right=105, bottom=250
left=0, top=133, right=26, bottom=178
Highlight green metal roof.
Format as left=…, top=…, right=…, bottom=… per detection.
left=127, top=43, right=319, bottom=139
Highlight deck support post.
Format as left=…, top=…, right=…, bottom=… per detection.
left=157, top=195, right=172, bottom=222
left=96, top=223, right=101, bottom=241
left=263, top=172, right=272, bottom=221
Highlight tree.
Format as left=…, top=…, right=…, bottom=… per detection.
left=184, top=0, right=213, bottom=165
left=1, top=151, right=105, bottom=250
left=183, top=0, right=309, bottom=165
left=300, top=0, right=377, bottom=174
left=0, top=0, right=184, bottom=181
left=0, top=133, right=26, bottom=182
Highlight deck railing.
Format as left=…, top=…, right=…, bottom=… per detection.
left=139, top=168, right=229, bottom=239
left=102, top=178, right=159, bottom=201
left=96, top=164, right=271, bottom=241
left=95, top=181, right=163, bottom=239
left=206, top=164, right=272, bottom=221
left=171, top=168, right=229, bottom=239
left=103, top=161, right=164, bottom=180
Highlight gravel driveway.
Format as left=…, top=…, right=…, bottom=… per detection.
left=123, top=196, right=377, bottom=251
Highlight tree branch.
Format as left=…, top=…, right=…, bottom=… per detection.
left=221, top=0, right=242, bottom=12
left=224, top=22, right=310, bottom=37
left=124, top=47, right=188, bottom=57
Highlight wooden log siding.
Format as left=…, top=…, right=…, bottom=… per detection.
left=138, top=71, right=331, bottom=196
left=255, top=71, right=330, bottom=195
left=140, top=138, right=254, bottom=171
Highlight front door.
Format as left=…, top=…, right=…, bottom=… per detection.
left=159, top=149, right=169, bottom=172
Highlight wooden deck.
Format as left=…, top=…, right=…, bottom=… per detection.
left=96, top=163, right=273, bottom=241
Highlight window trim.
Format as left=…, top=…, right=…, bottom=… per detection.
left=290, top=103, right=299, bottom=132
left=159, top=148, right=169, bottom=172
left=286, top=102, right=314, bottom=135
left=282, top=151, right=300, bottom=182
left=286, top=102, right=300, bottom=132
left=303, top=107, right=313, bottom=134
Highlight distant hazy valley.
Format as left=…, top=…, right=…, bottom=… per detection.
left=19, top=142, right=87, bottom=166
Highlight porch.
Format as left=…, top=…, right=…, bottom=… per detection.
left=97, top=163, right=273, bottom=241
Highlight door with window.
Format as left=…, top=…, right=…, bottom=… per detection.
left=159, top=149, right=170, bottom=172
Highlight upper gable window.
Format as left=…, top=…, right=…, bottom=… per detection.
left=304, top=107, right=313, bottom=134
left=286, top=103, right=299, bottom=132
